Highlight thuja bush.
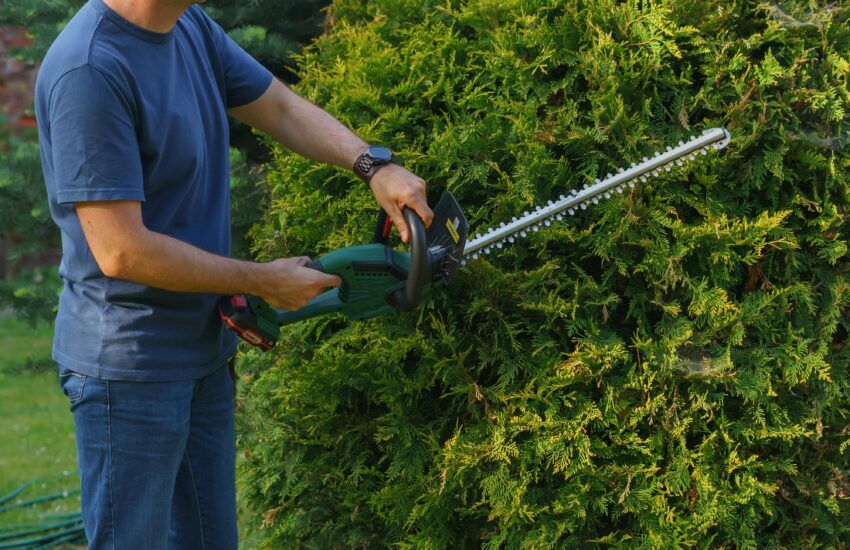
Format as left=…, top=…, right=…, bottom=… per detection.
left=237, top=0, right=850, bottom=546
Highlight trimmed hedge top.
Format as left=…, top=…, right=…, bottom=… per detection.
left=239, top=0, right=850, bottom=546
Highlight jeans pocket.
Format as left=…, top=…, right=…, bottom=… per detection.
left=59, top=370, right=87, bottom=404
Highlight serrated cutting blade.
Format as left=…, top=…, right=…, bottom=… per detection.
left=462, top=127, right=731, bottom=259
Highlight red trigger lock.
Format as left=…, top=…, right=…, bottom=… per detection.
left=382, top=215, right=393, bottom=238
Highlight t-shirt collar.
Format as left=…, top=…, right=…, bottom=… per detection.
left=89, top=0, right=175, bottom=44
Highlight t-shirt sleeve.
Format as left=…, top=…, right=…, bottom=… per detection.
left=205, top=14, right=274, bottom=109
left=48, top=65, right=145, bottom=205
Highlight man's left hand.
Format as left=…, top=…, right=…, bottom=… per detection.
left=369, top=164, right=434, bottom=243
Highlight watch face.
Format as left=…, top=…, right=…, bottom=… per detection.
left=367, top=146, right=393, bottom=162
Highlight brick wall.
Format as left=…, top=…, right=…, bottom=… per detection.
left=0, top=26, right=58, bottom=281
left=0, top=25, right=37, bottom=132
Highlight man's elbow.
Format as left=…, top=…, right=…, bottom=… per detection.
left=75, top=200, right=148, bottom=280
left=96, top=247, right=133, bottom=279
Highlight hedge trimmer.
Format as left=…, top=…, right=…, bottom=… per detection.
left=219, top=127, right=731, bottom=350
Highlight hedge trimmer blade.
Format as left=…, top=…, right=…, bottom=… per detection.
left=462, top=127, right=731, bottom=260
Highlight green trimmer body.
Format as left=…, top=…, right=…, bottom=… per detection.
left=218, top=191, right=468, bottom=350
left=220, top=127, right=733, bottom=350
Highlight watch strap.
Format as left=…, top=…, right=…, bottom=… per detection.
left=353, top=148, right=394, bottom=183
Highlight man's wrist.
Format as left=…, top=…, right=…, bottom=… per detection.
left=353, top=145, right=394, bottom=183
left=364, top=162, right=393, bottom=185
left=242, top=261, right=270, bottom=297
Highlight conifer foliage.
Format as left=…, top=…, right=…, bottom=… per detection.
left=238, top=0, right=850, bottom=546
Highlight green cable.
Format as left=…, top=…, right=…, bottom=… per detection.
left=0, top=477, right=86, bottom=547
left=0, top=516, right=80, bottom=533
left=0, top=522, right=52, bottom=534
left=0, top=489, right=80, bottom=513
left=0, top=517, right=83, bottom=542
left=0, top=472, right=86, bottom=549
left=39, top=511, right=80, bottom=520
left=32, top=529, right=87, bottom=549
left=0, top=525, right=86, bottom=549
left=0, top=471, right=77, bottom=506
left=0, top=483, right=31, bottom=507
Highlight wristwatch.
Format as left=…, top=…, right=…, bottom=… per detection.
left=353, top=146, right=394, bottom=183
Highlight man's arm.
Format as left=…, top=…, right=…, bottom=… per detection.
left=75, top=200, right=340, bottom=310
left=227, top=78, right=434, bottom=242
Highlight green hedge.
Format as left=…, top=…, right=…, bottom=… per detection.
left=237, top=0, right=850, bottom=546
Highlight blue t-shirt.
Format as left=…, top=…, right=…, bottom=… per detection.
left=35, top=0, right=273, bottom=381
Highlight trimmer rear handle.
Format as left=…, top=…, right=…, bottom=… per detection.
left=217, top=295, right=276, bottom=350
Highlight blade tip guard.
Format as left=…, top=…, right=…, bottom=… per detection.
left=721, top=128, right=732, bottom=148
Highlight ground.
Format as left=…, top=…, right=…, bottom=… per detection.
left=0, top=315, right=83, bottom=544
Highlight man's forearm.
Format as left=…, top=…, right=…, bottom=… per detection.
left=76, top=200, right=340, bottom=310
left=104, top=227, right=263, bottom=295
left=228, top=80, right=368, bottom=171
left=271, top=91, right=367, bottom=168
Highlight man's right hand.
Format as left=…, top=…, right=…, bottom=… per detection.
left=252, top=256, right=341, bottom=310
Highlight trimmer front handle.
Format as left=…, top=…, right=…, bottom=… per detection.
left=380, top=207, right=428, bottom=311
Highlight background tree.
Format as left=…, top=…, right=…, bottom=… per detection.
left=236, top=0, right=850, bottom=546
left=0, top=0, right=329, bottom=78
left=0, top=117, right=60, bottom=324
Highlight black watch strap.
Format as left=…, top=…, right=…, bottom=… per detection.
left=353, top=146, right=394, bottom=183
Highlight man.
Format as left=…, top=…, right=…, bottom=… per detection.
left=35, top=0, right=434, bottom=547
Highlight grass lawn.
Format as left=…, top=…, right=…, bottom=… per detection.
left=0, top=315, right=262, bottom=547
left=0, top=314, right=55, bottom=373
left=0, top=315, right=84, bottom=544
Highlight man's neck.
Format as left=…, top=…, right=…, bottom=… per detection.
left=102, top=0, right=193, bottom=33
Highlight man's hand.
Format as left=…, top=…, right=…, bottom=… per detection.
left=369, top=164, right=434, bottom=242
left=252, top=257, right=341, bottom=310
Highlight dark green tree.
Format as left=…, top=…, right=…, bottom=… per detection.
left=236, top=0, right=850, bottom=546
left=203, top=1, right=329, bottom=82
left=0, top=0, right=329, bottom=80
left=0, top=118, right=60, bottom=323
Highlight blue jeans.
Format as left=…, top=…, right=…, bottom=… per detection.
left=58, top=360, right=238, bottom=549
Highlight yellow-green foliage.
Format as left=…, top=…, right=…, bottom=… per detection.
left=238, top=0, right=850, bottom=546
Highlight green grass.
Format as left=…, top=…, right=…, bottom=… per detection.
left=0, top=315, right=262, bottom=546
left=0, top=315, right=55, bottom=373
left=0, top=316, right=81, bottom=536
